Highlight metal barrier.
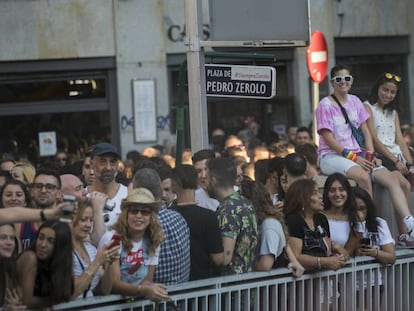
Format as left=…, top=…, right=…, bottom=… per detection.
left=54, top=249, right=414, bottom=311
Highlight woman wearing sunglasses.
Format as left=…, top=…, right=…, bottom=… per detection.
left=316, top=64, right=414, bottom=247
left=363, top=72, right=414, bottom=246
left=316, top=64, right=375, bottom=194
left=98, top=187, right=170, bottom=302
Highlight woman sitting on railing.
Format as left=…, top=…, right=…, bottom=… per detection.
left=240, top=178, right=304, bottom=277
left=284, top=179, right=347, bottom=271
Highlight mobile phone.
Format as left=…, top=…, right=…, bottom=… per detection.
left=60, top=195, right=76, bottom=222
left=361, top=238, right=370, bottom=246
left=62, top=195, right=76, bottom=214
left=109, top=233, right=122, bottom=249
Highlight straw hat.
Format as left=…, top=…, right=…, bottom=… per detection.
left=122, top=188, right=162, bottom=213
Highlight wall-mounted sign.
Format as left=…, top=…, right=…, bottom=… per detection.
left=132, top=80, right=157, bottom=142
left=205, top=64, right=276, bottom=99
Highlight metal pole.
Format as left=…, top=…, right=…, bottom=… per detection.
left=184, top=0, right=209, bottom=152
left=175, top=60, right=187, bottom=165
left=313, top=81, right=319, bottom=146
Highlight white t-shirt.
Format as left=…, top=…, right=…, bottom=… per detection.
left=98, top=230, right=159, bottom=266
left=104, top=184, right=128, bottom=229
left=259, top=218, right=286, bottom=259
left=327, top=219, right=351, bottom=247
left=195, top=187, right=219, bottom=212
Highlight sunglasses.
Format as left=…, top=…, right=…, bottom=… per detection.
left=128, top=207, right=152, bottom=216
left=331, top=75, right=353, bottom=84
left=384, top=72, right=401, bottom=82
left=32, top=183, right=58, bottom=191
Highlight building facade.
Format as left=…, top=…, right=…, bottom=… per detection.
left=0, top=0, right=413, bottom=158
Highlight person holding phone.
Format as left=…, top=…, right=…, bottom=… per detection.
left=316, top=64, right=414, bottom=247
left=71, top=202, right=119, bottom=299
left=98, top=188, right=170, bottom=302
left=353, top=187, right=395, bottom=264
left=353, top=187, right=395, bottom=309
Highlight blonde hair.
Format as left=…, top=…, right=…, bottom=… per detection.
left=112, top=205, right=164, bottom=256
left=13, top=162, right=36, bottom=184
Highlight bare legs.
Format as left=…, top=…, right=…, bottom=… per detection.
left=373, top=168, right=412, bottom=234
left=346, top=166, right=372, bottom=197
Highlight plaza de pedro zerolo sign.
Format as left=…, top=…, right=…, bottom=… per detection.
left=205, top=64, right=276, bottom=99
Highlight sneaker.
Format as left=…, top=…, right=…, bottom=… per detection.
left=397, top=233, right=414, bottom=248
left=403, top=216, right=414, bottom=239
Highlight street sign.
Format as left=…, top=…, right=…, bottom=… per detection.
left=306, top=31, right=328, bottom=83
left=205, top=64, right=276, bottom=99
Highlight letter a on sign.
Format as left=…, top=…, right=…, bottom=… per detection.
left=306, top=31, right=328, bottom=83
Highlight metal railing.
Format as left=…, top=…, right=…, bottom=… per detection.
left=54, top=249, right=414, bottom=311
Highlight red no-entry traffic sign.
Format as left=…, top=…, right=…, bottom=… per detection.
left=307, top=31, right=328, bottom=83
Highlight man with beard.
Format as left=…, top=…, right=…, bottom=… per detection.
left=17, top=168, right=62, bottom=249
left=89, top=143, right=128, bottom=229
left=206, top=157, right=258, bottom=275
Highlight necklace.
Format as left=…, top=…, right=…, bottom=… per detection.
left=303, top=216, right=315, bottom=231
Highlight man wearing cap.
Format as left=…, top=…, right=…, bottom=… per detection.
left=89, top=142, right=128, bottom=228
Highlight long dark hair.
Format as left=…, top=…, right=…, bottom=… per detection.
left=323, top=173, right=358, bottom=232
left=240, top=179, right=288, bottom=237
left=27, top=220, right=73, bottom=303
left=353, top=187, right=379, bottom=233
left=0, top=224, right=19, bottom=306
left=367, top=72, right=401, bottom=111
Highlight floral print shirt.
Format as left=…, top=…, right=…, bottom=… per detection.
left=217, top=191, right=258, bottom=275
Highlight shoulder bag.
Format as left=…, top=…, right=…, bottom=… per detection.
left=331, top=94, right=365, bottom=147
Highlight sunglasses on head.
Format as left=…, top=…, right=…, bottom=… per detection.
left=331, top=75, right=353, bottom=84
left=384, top=72, right=401, bottom=82
left=128, top=207, right=152, bottom=216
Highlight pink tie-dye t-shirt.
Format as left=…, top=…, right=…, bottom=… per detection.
left=316, top=94, right=369, bottom=157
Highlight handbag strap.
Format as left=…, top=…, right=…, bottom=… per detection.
left=331, top=94, right=351, bottom=124
left=73, top=250, right=92, bottom=298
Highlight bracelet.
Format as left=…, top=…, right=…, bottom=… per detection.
left=317, top=257, right=321, bottom=270
left=84, top=270, right=94, bottom=278
left=342, top=149, right=358, bottom=162
left=40, top=210, right=47, bottom=221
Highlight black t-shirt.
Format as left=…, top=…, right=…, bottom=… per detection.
left=285, top=212, right=332, bottom=257
left=171, top=203, right=224, bottom=280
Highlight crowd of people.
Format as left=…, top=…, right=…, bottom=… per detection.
left=0, top=65, right=413, bottom=309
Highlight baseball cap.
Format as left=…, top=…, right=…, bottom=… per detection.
left=90, top=142, right=121, bottom=159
